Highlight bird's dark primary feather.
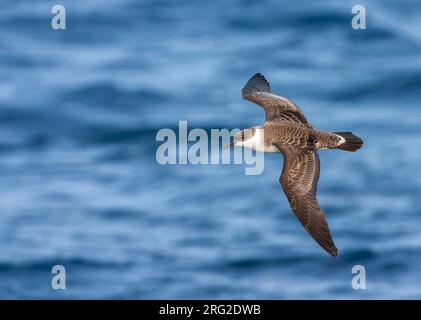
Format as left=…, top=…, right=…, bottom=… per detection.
left=242, top=72, right=271, bottom=95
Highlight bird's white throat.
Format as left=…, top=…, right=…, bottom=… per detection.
left=236, top=128, right=280, bottom=153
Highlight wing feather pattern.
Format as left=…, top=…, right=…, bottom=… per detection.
left=277, top=145, right=338, bottom=257
left=242, top=73, right=309, bottom=124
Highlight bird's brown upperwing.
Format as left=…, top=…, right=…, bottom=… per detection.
left=276, top=144, right=339, bottom=257
left=242, top=73, right=309, bottom=124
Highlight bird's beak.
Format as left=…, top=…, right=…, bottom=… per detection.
left=223, top=140, right=236, bottom=149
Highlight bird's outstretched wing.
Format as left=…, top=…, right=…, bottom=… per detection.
left=276, top=144, right=338, bottom=257
left=242, top=73, right=309, bottom=124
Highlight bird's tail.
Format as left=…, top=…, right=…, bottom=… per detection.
left=334, top=132, right=364, bottom=152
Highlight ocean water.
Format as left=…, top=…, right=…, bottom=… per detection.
left=0, top=0, right=421, bottom=299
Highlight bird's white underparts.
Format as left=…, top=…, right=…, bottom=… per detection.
left=228, top=126, right=281, bottom=153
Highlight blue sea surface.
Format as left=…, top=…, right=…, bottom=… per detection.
left=0, top=0, right=421, bottom=299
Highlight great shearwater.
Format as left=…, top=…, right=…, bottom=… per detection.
left=229, top=73, right=363, bottom=257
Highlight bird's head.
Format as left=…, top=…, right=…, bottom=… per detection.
left=224, top=128, right=256, bottom=149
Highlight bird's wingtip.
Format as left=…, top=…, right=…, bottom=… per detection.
left=329, top=247, right=339, bottom=257
left=242, top=72, right=271, bottom=95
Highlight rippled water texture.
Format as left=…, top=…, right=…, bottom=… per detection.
left=0, top=0, right=421, bottom=299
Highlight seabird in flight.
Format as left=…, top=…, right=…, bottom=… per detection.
left=228, top=73, right=363, bottom=257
